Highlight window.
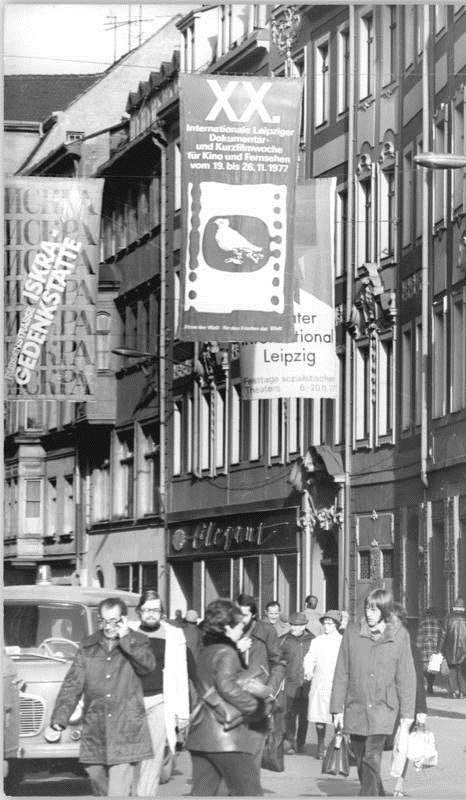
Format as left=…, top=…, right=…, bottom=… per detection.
left=182, top=23, right=195, bottom=73
left=247, top=399, right=262, bottom=462
left=335, top=188, right=348, bottom=277
left=63, top=474, right=74, bottom=535
left=140, top=427, right=160, bottom=515
left=46, top=478, right=57, bottom=538
left=288, top=398, right=302, bottom=455
left=355, top=343, right=370, bottom=441
left=381, top=549, right=394, bottom=579
left=25, top=479, right=41, bottom=518
left=96, top=312, right=111, bottom=370
left=416, top=5, right=424, bottom=56
left=115, top=562, right=158, bottom=594
left=451, top=292, right=466, bottom=411
left=404, top=6, right=414, bottom=70
left=125, top=304, right=138, bottom=350
left=359, top=13, right=374, bottom=100
left=174, top=271, right=181, bottom=339
left=415, top=138, right=423, bottom=239
left=115, top=430, right=134, bottom=517
left=174, top=142, right=182, bottom=212
left=139, top=298, right=151, bottom=354
left=215, top=389, right=226, bottom=469
left=453, top=96, right=465, bottom=212
left=173, top=400, right=182, bottom=476
left=335, top=352, right=345, bottom=446
left=401, top=325, right=412, bottom=430
left=230, top=384, right=241, bottom=465
left=337, top=26, right=350, bottom=114
left=269, top=398, right=283, bottom=459
left=65, top=131, right=84, bottom=143
left=433, top=117, right=447, bottom=226
left=359, top=550, right=371, bottom=580
left=356, top=175, right=373, bottom=266
left=379, top=167, right=396, bottom=260
left=388, top=6, right=397, bottom=84
left=220, top=4, right=233, bottom=56
left=308, top=398, right=322, bottom=446
left=315, top=38, right=329, bottom=127
left=92, top=459, right=110, bottom=523
left=435, top=4, right=447, bottom=34
left=377, top=337, right=393, bottom=438
left=415, top=318, right=422, bottom=426
left=402, top=148, right=413, bottom=247
left=200, top=391, right=211, bottom=472
left=432, top=301, right=446, bottom=418
left=321, top=399, right=336, bottom=445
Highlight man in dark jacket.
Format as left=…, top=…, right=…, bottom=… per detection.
left=437, top=597, right=466, bottom=698
left=279, top=612, right=314, bottom=754
left=50, top=597, right=156, bottom=796
left=236, top=594, right=285, bottom=773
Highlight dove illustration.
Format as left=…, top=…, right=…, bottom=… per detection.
left=214, top=218, right=264, bottom=265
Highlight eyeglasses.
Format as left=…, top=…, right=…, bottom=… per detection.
left=140, top=606, right=162, bottom=614
left=99, top=616, right=123, bottom=627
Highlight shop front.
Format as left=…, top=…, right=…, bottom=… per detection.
left=167, top=507, right=301, bottom=618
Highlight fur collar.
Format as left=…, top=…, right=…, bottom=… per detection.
left=202, top=630, right=239, bottom=649
left=359, top=614, right=401, bottom=642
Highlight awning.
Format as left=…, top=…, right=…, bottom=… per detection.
left=312, top=445, right=345, bottom=482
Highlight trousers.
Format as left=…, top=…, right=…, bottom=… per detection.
left=136, top=694, right=167, bottom=796
left=190, top=751, right=263, bottom=796
left=284, top=692, right=308, bottom=751
left=350, top=734, right=387, bottom=796
left=447, top=664, right=466, bottom=695
left=84, top=762, right=136, bottom=796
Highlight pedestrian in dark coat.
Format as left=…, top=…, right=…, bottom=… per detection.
left=236, top=594, right=285, bottom=776
left=437, top=597, right=466, bottom=698
left=416, top=606, right=442, bottom=695
left=186, top=598, right=265, bottom=796
left=50, top=597, right=155, bottom=797
left=330, top=588, right=416, bottom=797
left=279, top=612, right=314, bottom=754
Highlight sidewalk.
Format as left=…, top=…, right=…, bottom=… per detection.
left=161, top=690, right=466, bottom=798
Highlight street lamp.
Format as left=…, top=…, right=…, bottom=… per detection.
left=112, top=347, right=158, bottom=385
left=414, top=152, right=466, bottom=169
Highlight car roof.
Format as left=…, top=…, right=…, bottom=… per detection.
left=4, top=585, right=140, bottom=606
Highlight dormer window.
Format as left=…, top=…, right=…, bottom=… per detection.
left=66, top=131, right=84, bottom=143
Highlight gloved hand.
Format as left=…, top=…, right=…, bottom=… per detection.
left=238, top=677, right=272, bottom=699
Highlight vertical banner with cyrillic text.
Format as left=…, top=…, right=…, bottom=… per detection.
left=4, top=177, right=104, bottom=400
left=240, top=179, right=338, bottom=399
left=179, top=74, right=303, bottom=342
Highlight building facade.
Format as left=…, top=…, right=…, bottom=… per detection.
left=4, top=4, right=466, bottom=624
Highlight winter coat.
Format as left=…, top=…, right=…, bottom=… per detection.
left=437, top=611, right=466, bottom=665
left=411, top=634, right=427, bottom=715
left=304, top=608, right=323, bottom=638
left=51, top=630, right=155, bottom=765
left=239, top=620, right=286, bottom=736
left=330, top=616, right=416, bottom=736
left=416, top=615, right=442, bottom=669
left=304, top=629, right=342, bottom=724
left=280, top=630, right=314, bottom=698
left=185, top=632, right=260, bottom=754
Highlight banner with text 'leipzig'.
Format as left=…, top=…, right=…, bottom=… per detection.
left=4, top=177, right=104, bottom=400
left=179, top=74, right=303, bottom=342
left=240, top=179, right=338, bottom=400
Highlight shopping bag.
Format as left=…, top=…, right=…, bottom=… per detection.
left=427, top=653, right=443, bottom=673
left=439, top=658, right=450, bottom=676
left=407, top=725, right=438, bottom=771
left=321, top=727, right=352, bottom=777
left=261, top=714, right=284, bottom=772
left=390, top=723, right=410, bottom=778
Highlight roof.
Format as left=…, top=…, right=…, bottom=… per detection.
left=4, top=74, right=102, bottom=123
left=4, top=585, right=140, bottom=606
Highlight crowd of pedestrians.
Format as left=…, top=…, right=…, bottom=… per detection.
left=49, top=588, right=466, bottom=797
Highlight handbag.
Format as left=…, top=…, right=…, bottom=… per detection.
left=321, top=726, right=353, bottom=777
left=261, top=713, right=284, bottom=772
left=407, top=725, right=438, bottom=771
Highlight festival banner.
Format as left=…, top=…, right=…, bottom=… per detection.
left=179, top=74, right=303, bottom=342
left=240, top=179, right=338, bottom=400
left=4, top=177, right=104, bottom=400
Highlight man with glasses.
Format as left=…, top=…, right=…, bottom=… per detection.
left=130, top=590, right=190, bottom=796
left=49, top=597, right=155, bottom=796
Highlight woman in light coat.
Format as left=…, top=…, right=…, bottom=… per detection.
left=303, top=610, right=342, bottom=759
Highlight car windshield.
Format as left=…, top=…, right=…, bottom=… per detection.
left=4, top=602, right=88, bottom=659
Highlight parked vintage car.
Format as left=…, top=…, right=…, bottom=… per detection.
left=3, top=578, right=140, bottom=790
left=3, top=651, right=20, bottom=778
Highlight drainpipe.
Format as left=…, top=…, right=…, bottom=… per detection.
left=151, top=131, right=167, bottom=582
left=420, top=6, right=431, bottom=489
left=342, top=5, right=356, bottom=612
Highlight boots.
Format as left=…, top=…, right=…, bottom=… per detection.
left=315, top=723, right=326, bottom=759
